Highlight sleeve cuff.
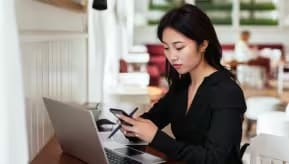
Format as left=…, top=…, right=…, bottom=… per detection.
left=149, top=130, right=178, bottom=157
left=126, top=136, right=142, bottom=143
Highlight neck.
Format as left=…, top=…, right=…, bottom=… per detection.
left=189, top=61, right=216, bottom=87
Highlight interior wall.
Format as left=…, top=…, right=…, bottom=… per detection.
left=15, top=0, right=88, bottom=161
left=15, top=0, right=86, bottom=32
left=21, top=38, right=87, bottom=160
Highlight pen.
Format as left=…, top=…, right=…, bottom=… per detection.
left=107, top=107, right=138, bottom=139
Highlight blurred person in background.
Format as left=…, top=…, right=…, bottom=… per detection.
left=235, top=30, right=258, bottom=63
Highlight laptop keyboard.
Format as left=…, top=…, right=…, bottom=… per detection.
left=104, top=148, right=142, bottom=164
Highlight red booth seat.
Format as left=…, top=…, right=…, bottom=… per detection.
left=146, top=44, right=167, bottom=86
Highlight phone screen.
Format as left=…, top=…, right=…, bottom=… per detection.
left=109, top=108, right=129, bottom=117
left=109, top=108, right=132, bottom=126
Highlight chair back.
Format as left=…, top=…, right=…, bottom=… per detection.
left=286, top=103, right=289, bottom=117
left=277, top=62, right=289, bottom=95
left=237, top=64, right=266, bottom=89
left=249, top=134, right=289, bottom=164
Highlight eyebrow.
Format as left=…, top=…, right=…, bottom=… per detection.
left=172, top=41, right=184, bottom=45
left=162, top=41, right=184, bottom=45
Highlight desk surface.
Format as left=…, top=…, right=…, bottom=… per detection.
left=31, top=137, right=178, bottom=164
left=31, top=138, right=84, bottom=164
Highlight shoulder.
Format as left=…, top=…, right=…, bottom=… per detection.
left=211, top=78, right=244, bottom=100
left=207, top=71, right=246, bottom=112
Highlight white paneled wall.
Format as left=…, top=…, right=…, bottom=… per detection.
left=20, top=33, right=88, bottom=160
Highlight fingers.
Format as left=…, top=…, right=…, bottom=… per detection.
left=121, top=127, right=138, bottom=137
left=121, top=128, right=134, bottom=136
left=118, top=116, right=148, bottom=139
left=135, top=117, right=147, bottom=122
left=117, top=114, right=136, bottom=125
left=121, top=124, right=134, bottom=132
left=124, top=131, right=136, bottom=137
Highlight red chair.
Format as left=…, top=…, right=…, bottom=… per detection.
left=146, top=44, right=167, bottom=86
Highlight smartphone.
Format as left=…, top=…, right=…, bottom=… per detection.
left=109, top=108, right=132, bottom=126
left=109, top=108, right=129, bottom=117
left=107, top=107, right=139, bottom=139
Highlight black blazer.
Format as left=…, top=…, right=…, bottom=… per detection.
left=141, top=70, right=246, bottom=164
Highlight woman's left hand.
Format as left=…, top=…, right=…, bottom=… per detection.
left=117, top=115, right=158, bottom=143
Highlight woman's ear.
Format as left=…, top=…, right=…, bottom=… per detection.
left=200, top=40, right=209, bottom=53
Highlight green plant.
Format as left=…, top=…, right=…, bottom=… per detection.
left=149, top=4, right=174, bottom=11
left=148, top=19, right=160, bottom=25
left=240, top=18, right=278, bottom=25
left=210, top=17, right=232, bottom=25
left=240, top=2, right=276, bottom=11
left=149, top=0, right=184, bottom=11
left=196, top=3, right=232, bottom=11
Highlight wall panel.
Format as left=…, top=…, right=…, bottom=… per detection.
left=20, top=34, right=88, bottom=160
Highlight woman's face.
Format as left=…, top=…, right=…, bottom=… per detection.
left=162, top=27, right=205, bottom=75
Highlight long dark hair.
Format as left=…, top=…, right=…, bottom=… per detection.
left=157, top=4, right=234, bottom=88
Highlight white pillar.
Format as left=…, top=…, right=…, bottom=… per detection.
left=277, top=0, right=285, bottom=27
left=232, top=0, right=240, bottom=30
left=0, top=0, right=29, bottom=163
left=88, top=0, right=105, bottom=103
left=127, top=0, right=135, bottom=49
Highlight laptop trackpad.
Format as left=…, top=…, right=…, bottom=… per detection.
left=114, top=147, right=143, bottom=156
left=113, top=147, right=165, bottom=164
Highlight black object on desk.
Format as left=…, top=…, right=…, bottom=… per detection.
left=107, top=107, right=139, bottom=139
left=96, top=119, right=115, bottom=132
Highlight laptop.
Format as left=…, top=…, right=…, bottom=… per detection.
left=43, top=97, right=165, bottom=164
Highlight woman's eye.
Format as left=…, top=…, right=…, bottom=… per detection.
left=176, top=47, right=184, bottom=51
left=164, top=47, right=169, bottom=50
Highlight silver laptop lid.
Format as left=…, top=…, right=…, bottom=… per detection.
left=43, top=97, right=108, bottom=164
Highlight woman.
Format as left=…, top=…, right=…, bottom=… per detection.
left=118, top=4, right=246, bottom=164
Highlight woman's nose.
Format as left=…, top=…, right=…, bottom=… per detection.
left=170, top=54, right=179, bottom=62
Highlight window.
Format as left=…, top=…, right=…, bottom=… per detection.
left=145, top=0, right=186, bottom=25
left=239, top=0, right=278, bottom=26
left=196, top=0, right=233, bottom=25
left=138, top=0, right=279, bottom=26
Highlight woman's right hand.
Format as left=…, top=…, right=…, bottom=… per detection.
left=118, top=115, right=158, bottom=143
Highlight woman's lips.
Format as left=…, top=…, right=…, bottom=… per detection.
left=173, top=64, right=182, bottom=69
